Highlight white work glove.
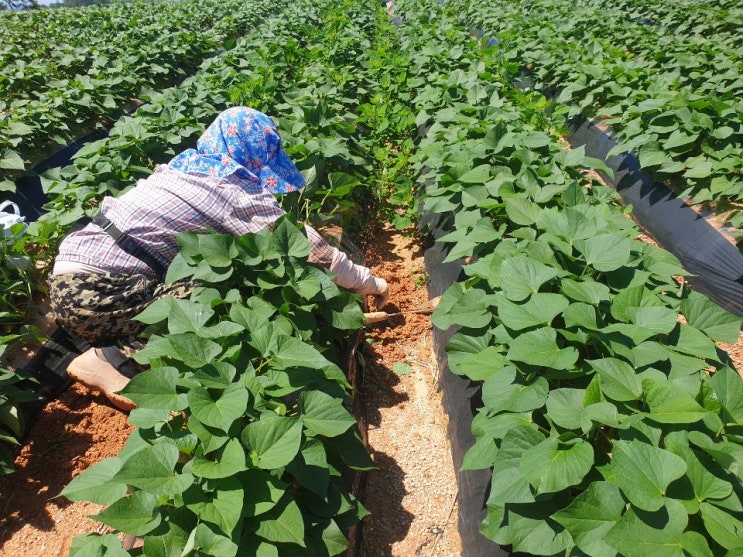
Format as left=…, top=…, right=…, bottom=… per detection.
left=329, top=250, right=389, bottom=309
left=363, top=277, right=389, bottom=310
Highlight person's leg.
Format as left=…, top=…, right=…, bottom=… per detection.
left=48, top=273, right=193, bottom=411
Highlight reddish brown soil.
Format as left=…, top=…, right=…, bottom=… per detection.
left=0, top=384, right=133, bottom=556
left=360, top=224, right=461, bottom=557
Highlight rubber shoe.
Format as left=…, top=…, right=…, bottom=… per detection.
left=67, top=348, right=136, bottom=412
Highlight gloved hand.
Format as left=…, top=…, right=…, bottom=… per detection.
left=366, top=277, right=389, bottom=310
left=326, top=249, right=389, bottom=309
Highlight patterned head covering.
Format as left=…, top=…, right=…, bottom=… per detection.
left=168, top=107, right=305, bottom=194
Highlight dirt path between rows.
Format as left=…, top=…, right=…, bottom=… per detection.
left=0, top=382, right=133, bottom=556
left=360, top=224, right=461, bottom=557
left=0, top=224, right=462, bottom=557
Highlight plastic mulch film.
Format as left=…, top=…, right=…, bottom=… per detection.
left=567, top=116, right=743, bottom=317
left=422, top=212, right=508, bottom=557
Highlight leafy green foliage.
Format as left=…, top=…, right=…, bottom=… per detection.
left=0, top=346, right=39, bottom=475
left=387, top=0, right=743, bottom=553
left=0, top=0, right=276, bottom=188
left=0, top=232, right=46, bottom=475
left=446, top=0, right=743, bottom=220
left=61, top=219, right=370, bottom=555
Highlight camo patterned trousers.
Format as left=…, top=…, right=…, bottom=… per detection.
left=48, top=273, right=193, bottom=350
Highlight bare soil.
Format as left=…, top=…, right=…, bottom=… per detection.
left=0, top=224, right=462, bottom=557
left=360, top=224, right=461, bottom=557
left=0, top=384, right=133, bottom=556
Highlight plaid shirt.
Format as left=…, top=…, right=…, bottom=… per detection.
left=56, top=165, right=336, bottom=279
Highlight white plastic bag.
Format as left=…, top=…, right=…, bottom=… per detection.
left=0, top=200, right=27, bottom=243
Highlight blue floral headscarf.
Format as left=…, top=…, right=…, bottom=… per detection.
left=168, top=107, right=306, bottom=194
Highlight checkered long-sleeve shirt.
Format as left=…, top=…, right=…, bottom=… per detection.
left=55, top=165, right=374, bottom=291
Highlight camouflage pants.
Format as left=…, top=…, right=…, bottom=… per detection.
left=48, top=273, right=193, bottom=351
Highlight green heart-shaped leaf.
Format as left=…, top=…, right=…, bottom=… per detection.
left=521, top=437, right=594, bottom=495
left=553, top=481, right=624, bottom=557
left=507, top=327, right=579, bottom=370
left=188, top=383, right=249, bottom=431
left=243, top=414, right=302, bottom=470
left=612, top=440, right=687, bottom=511
left=301, top=391, right=356, bottom=437
left=499, top=256, right=558, bottom=302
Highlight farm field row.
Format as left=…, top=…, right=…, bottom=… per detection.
left=447, top=0, right=743, bottom=217
left=4, top=0, right=416, bottom=554
left=0, top=0, right=276, bottom=191
left=392, top=0, right=743, bottom=553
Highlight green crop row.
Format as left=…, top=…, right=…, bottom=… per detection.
left=0, top=0, right=276, bottom=191
left=1, top=0, right=235, bottom=99
left=590, top=0, right=742, bottom=38
left=382, top=0, right=743, bottom=554
left=0, top=0, right=317, bottom=485
left=0, top=0, right=288, bottom=397
left=65, top=219, right=374, bottom=557
left=446, top=0, right=743, bottom=217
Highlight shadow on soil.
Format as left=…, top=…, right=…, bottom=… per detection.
left=361, top=450, right=415, bottom=556
left=355, top=223, right=434, bottom=554
left=359, top=330, right=415, bottom=554
left=362, top=345, right=409, bottom=429
left=0, top=390, right=99, bottom=544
